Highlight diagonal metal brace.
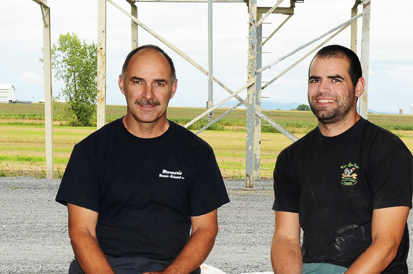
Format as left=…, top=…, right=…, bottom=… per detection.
left=255, top=110, right=299, bottom=142
left=33, top=0, right=50, bottom=28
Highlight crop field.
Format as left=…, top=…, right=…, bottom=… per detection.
left=0, top=103, right=412, bottom=179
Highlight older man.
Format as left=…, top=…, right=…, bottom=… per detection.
left=56, top=44, right=229, bottom=274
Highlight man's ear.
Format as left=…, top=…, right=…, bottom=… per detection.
left=118, top=75, right=125, bottom=95
left=355, top=77, right=365, bottom=98
left=170, top=79, right=178, bottom=99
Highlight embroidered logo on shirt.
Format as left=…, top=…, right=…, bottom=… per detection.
left=159, top=169, right=185, bottom=180
left=340, top=162, right=359, bottom=186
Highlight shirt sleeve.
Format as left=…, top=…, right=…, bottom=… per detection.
left=187, top=145, right=230, bottom=217
left=55, top=144, right=101, bottom=213
left=272, top=148, right=300, bottom=213
left=369, top=144, right=413, bottom=210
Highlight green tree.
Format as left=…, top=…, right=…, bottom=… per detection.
left=50, top=33, right=97, bottom=126
left=296, top=104, right=310, bottom=111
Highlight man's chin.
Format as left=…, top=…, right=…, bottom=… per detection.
left=133, top=113, right=165, bottom=124
left=313, top=110, right=339, bottom=124
left=135, top=117, right=160, bottom=124
left=318, top=117, right=339, bottom=125
left=127, top=108, right=167, bottom=125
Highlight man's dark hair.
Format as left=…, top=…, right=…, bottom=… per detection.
left=121, top=44, right=176, bottom=83
left=310, top=44, right=362, bottom=88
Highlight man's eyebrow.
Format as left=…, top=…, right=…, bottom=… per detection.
left=153, top=79, right=167, bottom=83
left=308, top=75, right=345, bottom=81
left=129, top=76, right=168, bottom=83
left=130, top=76, right=143, bottom=81
left=328, top=75, right=345, bottom=80
left=308, top=76, right=320, bottom=81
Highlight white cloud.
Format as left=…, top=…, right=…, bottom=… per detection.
left=18, top=72, right=43, bottom=84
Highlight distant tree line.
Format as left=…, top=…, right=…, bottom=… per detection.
left=296, top=104, right=310, bottom=111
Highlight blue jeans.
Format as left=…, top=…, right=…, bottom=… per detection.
left=302, top=263, right=348, bottom=274
left=69, top=256, right=201, bottom=274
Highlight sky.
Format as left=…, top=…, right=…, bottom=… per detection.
left=0, top=0, right=412, bottom=114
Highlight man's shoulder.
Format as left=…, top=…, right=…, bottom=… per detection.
left=280, top=127, right=318, bottom=154
left=361, top=119, right=409, bottom=150
left=169, top=120, right=212, bottom=150
left=76, top=118, right=122, bottom=148
left=169, top=120, right=196, bottom=137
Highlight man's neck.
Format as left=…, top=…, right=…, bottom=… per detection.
left=318, top=113, right=361, bottom=137
left=122, top=115, right=170, bottom=139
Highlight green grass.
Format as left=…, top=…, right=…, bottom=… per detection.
left=0, top=155, right=68, bottom=164
left=0, top=146, right=72, bottom=153
left=0, top=103, right=412, bottom=179
left=0, top=147, right=44, bottom=152
left=1, top=103, right=412, bottom=134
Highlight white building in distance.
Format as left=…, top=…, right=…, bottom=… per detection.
left=0, top=84, right=16, bottom=103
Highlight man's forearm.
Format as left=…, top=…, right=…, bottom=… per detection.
left=346, top=207, right=409, bottom=274
left=70, top=231, right=115, bottom=274
left=271, top=238, right=302, bottom=274
left=157, top=226, right=217, bottom=274
left=345, top=239, right=399, bottom=274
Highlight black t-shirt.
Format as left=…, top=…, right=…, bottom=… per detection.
left=273, top=118, right=412, bottom=272
left=56, top=118, right=229, bottom=261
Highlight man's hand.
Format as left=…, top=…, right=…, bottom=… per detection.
left=68, top=203, right=115, bottom=274
left=271, top=211, right=302, bottom=274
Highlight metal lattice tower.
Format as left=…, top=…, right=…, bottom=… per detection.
left=34, top=0, right=371, bottom=181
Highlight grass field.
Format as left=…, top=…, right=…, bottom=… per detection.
left=0, top=103, right=412, bottom=179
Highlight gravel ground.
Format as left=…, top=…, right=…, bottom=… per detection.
left=0, top=177, right=412, bottom=274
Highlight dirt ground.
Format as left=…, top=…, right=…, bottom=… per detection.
left=0, top=177, right=412, bottom=274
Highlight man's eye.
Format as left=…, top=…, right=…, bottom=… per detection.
left=332, top=78, right=342, bottom=83
left=133, top=80, right=142, bottom=84
left=155, top=82, right=164, bottom=87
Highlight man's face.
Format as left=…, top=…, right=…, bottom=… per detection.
left=119, top=49, right=177, bottom=125
left=308, top=56, right=358, bottom=124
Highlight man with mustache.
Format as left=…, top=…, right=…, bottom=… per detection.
left=271, top=45, right=412, bottom=274
left=56, top=44, right=229, bottom=274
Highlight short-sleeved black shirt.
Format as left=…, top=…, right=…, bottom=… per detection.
left=273, top=118, right=412, bottom=272
left=56, top=118, right=229, bottom=261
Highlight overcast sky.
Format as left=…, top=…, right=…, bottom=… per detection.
left=1, top=0, right=412, bottom=114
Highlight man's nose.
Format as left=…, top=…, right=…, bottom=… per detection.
left=317, top=80, right=331, bottom=93
left=142, top=85, right=155, bottom=99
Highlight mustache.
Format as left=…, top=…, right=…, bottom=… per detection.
left=134, top=98, right=161, bottom=106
